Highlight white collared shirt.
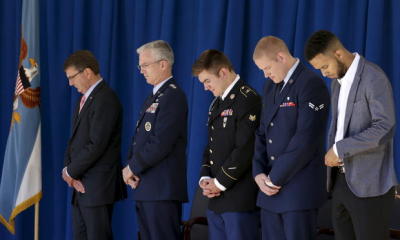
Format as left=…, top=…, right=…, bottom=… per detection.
left=221, top=74, right=240, bottom=100
left=280, top=58, right=299, bottom=92
left=333, top=53, right=361, bottom=157
left=153, top=76, right=173, bottom=95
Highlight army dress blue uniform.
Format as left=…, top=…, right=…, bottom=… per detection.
left=253, top=62, right=330, bottom=240
left=201, top=77, right=262, bottom=240
left=127, top=78, right=188, bottom=240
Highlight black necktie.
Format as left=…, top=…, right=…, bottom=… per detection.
left=274, top=82, right=284, bottom=103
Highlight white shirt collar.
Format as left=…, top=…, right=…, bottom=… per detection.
left=281, top=58, right=299, bottom=91
left=153, top=76, right=173, bottom=95
left=221, top=74, right=240, bottom=100
left=337, top=53, right=360, bottom=85
left=84, top=78, right=102, bottom=99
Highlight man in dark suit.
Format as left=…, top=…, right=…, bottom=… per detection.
left=62, top=50, right=126, bottom=240
left=122, top=40, right=188, bottom=240
left=252, top=36, right=330, bottom=240
left=192, top=50, right=261, bottom=240
left=305, top=30, right=398, bottom=240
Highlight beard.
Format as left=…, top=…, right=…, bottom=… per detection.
left=336, top=59, right=348, bottom=79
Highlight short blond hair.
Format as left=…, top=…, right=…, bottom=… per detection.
left=253, top=36, right=290, bottom=60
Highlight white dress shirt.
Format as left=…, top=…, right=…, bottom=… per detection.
left=280, top=58, right=299, bottom=92
left=333, top=53, right=361, bottom=157
left=153, top=76, right=173, bottom=95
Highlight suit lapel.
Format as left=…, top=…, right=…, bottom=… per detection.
left=342, top=57, right=365, bottom=137
left=329, top=79, right=340, bottom=144
left=71, top=81, right=105, bottom=136
left=136, top=94, right=156, bottom=128
left=136, top=79, right=174, bottom=129
left=264, top=63, right=303, bottom=126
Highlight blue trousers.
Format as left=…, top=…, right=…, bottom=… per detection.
left=260, top=208, right=318, bottom=240
left=136, top=200, right=182, bottom=240
left=206, top=209, right=260, bottom=240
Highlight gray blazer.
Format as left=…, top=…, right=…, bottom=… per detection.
left=327, top=56, right=398, bottom=197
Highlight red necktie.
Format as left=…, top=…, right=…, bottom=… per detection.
left=79, top=96, right=86, bottom=112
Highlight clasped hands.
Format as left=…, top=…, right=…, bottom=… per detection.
left=200, top=178, right=221, bottom=198
left=254, top=173, right=281, bottom=196
left=62, top=167, right=85, bottom=193
left=122, top=166, right=140, bottom=189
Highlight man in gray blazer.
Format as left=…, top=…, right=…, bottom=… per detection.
left=305, top=30, right=398, bottom=240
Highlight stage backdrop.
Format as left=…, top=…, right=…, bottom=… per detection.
left=1, top=0, right=399, bottom=239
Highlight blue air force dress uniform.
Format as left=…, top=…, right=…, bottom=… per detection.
left=253, top=61, right=330, bottom=240
left=127, top=78, right=188, bottom=240
left=201, top=77, right=262, bottom=240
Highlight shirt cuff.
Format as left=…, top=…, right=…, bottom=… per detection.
left=333, top=144, right=339, bottom=157
left=214, top=178, right=227, bottom=191
left=266, top=175, right=279, bottom=188
left=333, top=144, right=343, bottom=164
left=64, top=167, right=71, bottom=178
left=199, top=176, right=211, bottom=186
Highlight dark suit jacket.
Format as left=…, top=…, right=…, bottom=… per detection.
left=201, top=79, right=261, bottom=214
left=127, top=79, right=188, bottom=202
left=253, top=62, right=330, bottom=213
left=327, top=56, right=398, bottom=197
left=64, top=81, right=126, bottom=207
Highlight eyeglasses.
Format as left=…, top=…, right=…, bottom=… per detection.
left=67, top=70, right=83, bottom=80
left=137, top=59, right=163, bottom=71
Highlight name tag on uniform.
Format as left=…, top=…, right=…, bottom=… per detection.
left=146, top=103, right=159, bottom=113
left=280, top=102, right=296, bottom=108
left=220, top=109, right=233, bottom=117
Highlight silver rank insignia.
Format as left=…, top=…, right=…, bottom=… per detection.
left=249, top=115, right=256, bottom=121
left=169, top=84, right=177, bottom=89
left=230, top=94, right=235, bottom=99
left=308, top=102, right=325, bottom=111
left=145, top=122, right=152, bottom=131
left=223, top=117, right=227, bottom=128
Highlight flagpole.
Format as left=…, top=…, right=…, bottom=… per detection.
left=34, top=202, right=39, bottom=240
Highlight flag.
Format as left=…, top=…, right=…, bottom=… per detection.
left=0, top=0, right=41, bottom=234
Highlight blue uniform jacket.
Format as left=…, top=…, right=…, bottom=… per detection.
left=127, top=79, right=188, bottom=202
left=253, top=62, right=330, bottom=213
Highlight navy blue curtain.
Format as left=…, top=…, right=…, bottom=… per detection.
left=1, top=0, right=399, bottom=239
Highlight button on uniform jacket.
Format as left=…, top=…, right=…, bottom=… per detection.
left=128, top=79, right=188, bottom=202
left=201, top=79, right=262, bottom=213
left=253, top=62, right=330, bottom=213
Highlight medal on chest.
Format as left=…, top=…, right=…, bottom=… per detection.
left=223, top=117, right=227, bottom=128
left=145, top=122, right=152, bottom=131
